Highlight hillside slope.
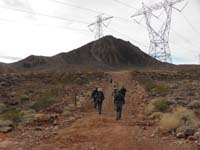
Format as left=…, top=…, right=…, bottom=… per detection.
left=11, top=36, right=163, bottom=69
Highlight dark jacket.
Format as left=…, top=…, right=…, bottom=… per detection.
left=114, top=92, right=125, bottom=104
left=96, top=91, right=104, bottom=102
left=91, top=89, right=98, bottom=99
left=120, top=87, right=127, bottom=97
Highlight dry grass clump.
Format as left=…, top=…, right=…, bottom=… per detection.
left=159, top=107, right=200, bottom=131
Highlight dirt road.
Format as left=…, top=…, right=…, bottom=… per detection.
left=33, top=71, right=195, bottom=150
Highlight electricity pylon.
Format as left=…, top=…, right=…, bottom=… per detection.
left=88, top=14, right=113, bottom=39
left=131, top=0, right=188, bottom=63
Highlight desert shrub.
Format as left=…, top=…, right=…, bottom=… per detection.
left=31, top=96, right=56, bottom=112
left=145, top=98, right=168, bottom=115
left=140, top=80, right=157, bottom=92
left=149, top=112, right=164, bottom=120
left=153, top=84, right=170, bottom=96
left=159, top=107, right=200, bottom=131
left=135, top=78, right=170, bottom=96
left=20, top=94, right=29, bottom=102
left=160, top=113, right=180, bottom=130
left=153, top=98, right=168, bottom=112
left=187, top=100, right=200, bottom=109
left=1, top=107, right=22, bottom=123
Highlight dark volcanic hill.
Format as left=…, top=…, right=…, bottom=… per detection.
left=11, top=35, right=163, bottom=69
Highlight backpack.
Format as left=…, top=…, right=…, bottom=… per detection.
left=91, top=90, right=98, bottom=99
left=112, top=89, right=119, bottom=98
left=114, top=92, right=124, bottom=102
left=96, top=91, right=104, bottom=102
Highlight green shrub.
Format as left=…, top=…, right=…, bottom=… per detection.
left=153, top=84, right=170, bottom=96
left=31, top=96, right=55, bottom=112
left=145, top=98, right=168, bottom=115
left=1, top=108, right=22, bottom=123
left=136, top=78, right=170, bottom=96
left=153, top=98, right=168, bottom=112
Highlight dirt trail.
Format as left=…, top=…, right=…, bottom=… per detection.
left=32, top=71, right=195, bottom=150
left=3, top=71, right=195, bottom=150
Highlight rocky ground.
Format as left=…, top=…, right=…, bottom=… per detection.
left=0, top=69, right=199, bottom=149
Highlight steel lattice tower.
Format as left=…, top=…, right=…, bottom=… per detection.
left=88, top=14, right=113, bottom=39
left=131, top=0, right=188, bottom=63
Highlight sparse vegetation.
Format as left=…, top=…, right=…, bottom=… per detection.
left=159, top=107, right=200, bottom=131
left=31, top=96, right=56, bottom=112
left=187, top=100, right=200, bottom=109
left=153, top=84, right=170, bottom=96
left=1, top=107, right=22, bottom=123
left=146, top=98, right=168, bottom=115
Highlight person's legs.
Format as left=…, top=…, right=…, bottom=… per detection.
left=119, top=106, right=122, bottom=120
left=116, top=102, right=120, bottom=120
left=98, top=101, right=102, bottom=115
left=94, top=99, right=97, bottom=109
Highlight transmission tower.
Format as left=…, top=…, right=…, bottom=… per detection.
left=131, top=0, right=188, bottom=63
left=88, top=14, right=113, bottom=39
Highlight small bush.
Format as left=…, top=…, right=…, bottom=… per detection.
left=153, top=84, right=170, bottom=96
left=159, top=107, right=200, bottom=131
left=1, top=108, right=22, bottom=123
left=31, top=96, right=55, bottom=112
left=136, top=78, right=170, bottom=96
left=146, top=98, right=168, bottom=115
left=142, top=80, right=157, bottom=92
left=153, top=98, right=168, bottom=112
left=187, top=101, right=200, bottom=109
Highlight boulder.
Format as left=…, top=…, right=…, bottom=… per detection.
left=184, top=128, right=196, bottom=137
left=0, top=127, right=12, bottom=133
left=0, top=120, right=13, bottom=127
left=0, top=120, right=13, bottom=133
left=187, top=135, right=198, bottom=141
left=176, top=132, right=185, bottom=138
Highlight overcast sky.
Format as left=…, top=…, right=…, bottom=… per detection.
left=0, top=0, right=199, bottom=64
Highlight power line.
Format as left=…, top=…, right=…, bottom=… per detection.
left=106, top=26, right=149, bottom=48
left=113, top=0, right=138, bottom=10
left=0, top=17, right=90, bottom=33
left=181, top=12, right=200, bottom=35
left=49, top=0, right=100, bottom=14
left=0, top=5, right=90, bottom=25
left=49, top=0, right=140, bottom=26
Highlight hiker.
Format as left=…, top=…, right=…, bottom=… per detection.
left=91, top=87, right=98, bottom=108
left=120, top=86, right=127, bottom=97
left=112, top=82, right=119, bottom=100
left=112, top=88, right=119, bottom=101
left=95, top=88, right=105, bottom=115
left=114, top=91, right=125, bottom=120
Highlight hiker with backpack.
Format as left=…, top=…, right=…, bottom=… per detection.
left=95, top=88, right=105, bottom=115
left=114, top=90, right=125, bottom=120
left=91, top=87, right=98, bottom=108
left=112, top=82, right=119, bottom=101
left=120, top=86, right=127, bottom=97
